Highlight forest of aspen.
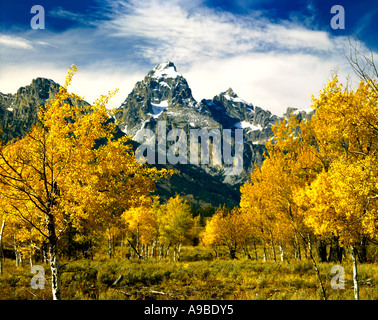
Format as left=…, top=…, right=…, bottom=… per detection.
left=0, top=55, right=377, bottom=301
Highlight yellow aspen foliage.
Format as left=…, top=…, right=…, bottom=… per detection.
left=0, top=65, right=169, bottom=299
left=156, top=195, right=193, bottom=261
left=122, top=196, right=159, bottom=249
left=298, top=161, right=378, bottom=245
left=297, top=77, right=378, bottom=246
left=201, top=206, right=252, bottom=259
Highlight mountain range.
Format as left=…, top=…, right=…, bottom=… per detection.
left=0, top=62, right=313, bottom=208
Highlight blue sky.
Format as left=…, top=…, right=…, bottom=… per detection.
left=0, top=0, right=377, bottom=115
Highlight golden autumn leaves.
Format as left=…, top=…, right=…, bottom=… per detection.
left=198, top=76, right=377, bottom=300
left=0, top=66, right=171, bottom=299
left=0, top=64, right=376, bottom=300
left=122, top=195, right=194, bottom=261
left=230, top=76, right=377, bottom=299
left=235, top=76, right=378, bottom=251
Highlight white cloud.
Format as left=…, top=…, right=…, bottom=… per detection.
left=0, top=34, right=33, bottom=49
left=184, top=53, right=348, bottom=115
left=102, top=0, right=342, bottom=64
left=99, top=0, right=359, bottom=114
left=0, top=0, right=371, bottom=116
left=0, top=65, right=143, bottom=109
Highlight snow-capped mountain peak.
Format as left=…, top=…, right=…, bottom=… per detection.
left=151, top=61, right=181, bottom=79
left=222, top=88, right=248, bottom=105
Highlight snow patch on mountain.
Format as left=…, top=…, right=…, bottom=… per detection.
left=151, top=100, right=168, bottom=118
left=152, top=62, right=181, bottom=79
left=224, top=94, right=248, bottom=104
left=234, top=121, right=263, bottom=131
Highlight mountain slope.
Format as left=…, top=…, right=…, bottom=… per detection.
left=0, top=62, right=314, bottom=207
left=116, top=62, right=284, bottom=187
left=0, top=78, right=88, bottom=143
left=116, top=62, right=219, bottom=138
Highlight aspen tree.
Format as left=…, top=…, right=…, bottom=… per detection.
left=0, top=66, right=167, bottom=299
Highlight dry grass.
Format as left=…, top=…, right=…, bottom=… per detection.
left=0, top=246, right=377, bottom=300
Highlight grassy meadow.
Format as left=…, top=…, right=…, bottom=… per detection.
left=1, top=245, right=377, bottom=300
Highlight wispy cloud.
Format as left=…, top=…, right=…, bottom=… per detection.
left=96, top=0, right=357, bottom=113
left=0, top=34, right=33, bottom=49
left=49, top=6, right=85, bottom=20
left=101, top=0, right=340, bottom=66
left=0, top=0, right=374, bottom=115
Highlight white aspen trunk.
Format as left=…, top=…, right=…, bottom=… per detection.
left=45, top=210, right=62, bottom=300
left=262, top=241, right=267, bottom=262
left=279, top=245, right=284, bottom=262
left=43, top=247, right=48, bottom=264
left=151, top=240, right=156, bottom=259
left=177, top=244, right=182, bottom=261
left=351, top=245, right=360, bottom=300
left=50, top=245, right=62, bottom=300
left=29, top=240, right=33, bottom=267
left=0, top=220, right=5, bottom=274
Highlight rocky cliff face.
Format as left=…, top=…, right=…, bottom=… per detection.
left=116, top=62, right=283, bottom=186
left=0, top=62, right=313, bottom=207
left=116, top=62, right=219, bottom=138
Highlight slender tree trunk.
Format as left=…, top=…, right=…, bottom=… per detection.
left=357, top=237, right=368, bottom=263
left=177, top=243, right=182, bottom=261
left=317, top=239, right=328, bottom=262
left=151, top=240, right=156, bottom=259
left=308, top=237, right=327, bottom=300
left=107, top=229, right=112, bottom=259
left=0, top=220, right=5, bottom=274
left=49, top=241, right=61, bottom=300
left=294, top=235, right=301, bottom=260
left=46, top=213, right=62, bottom=300
left=271, top=244, right=276, bottom=262
left=243, top=245, right=252, bottom=259
left=328, top=236, right=343, bottom=263
left=351, top=245, right=360, bottom=300
left=136, top=225, right=140, bottom=256
left=270, top=232, right=276, bottom=262
left=279, top=244, right=284, bottom=262
left=262, top=241, right=267, bottom=262
left=42, top=242, right=48, bottom=264
left=112, top=234, right=116, bottom=258
left=14, top=235, right=21, bottom=267
left=126, top=238, right=142, bottom=259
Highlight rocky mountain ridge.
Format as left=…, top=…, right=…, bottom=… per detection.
left=116, top=62, right=289, bottom=186
left=0, top=77, right=88, bottom=143
left=0, top=62, right=313, bottom=207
